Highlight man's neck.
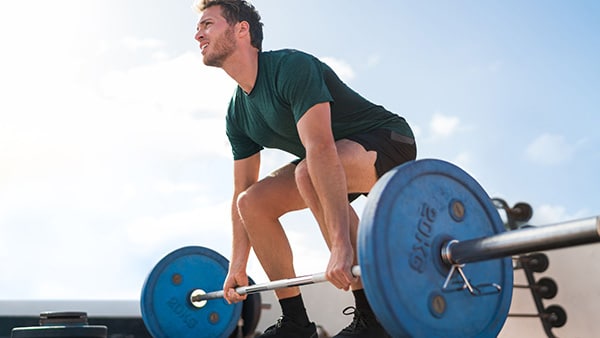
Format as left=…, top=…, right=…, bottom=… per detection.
left=222, top=48, right=259, bottom=94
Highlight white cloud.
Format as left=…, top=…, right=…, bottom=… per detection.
left=452, top=151, right=472, bottom=168
left=121, top=36, right=165, bottom=50
left=526, top=133, right=575, bottom=165
left=319, top=57, right=356, bottom=82
left=154, top=181, right=205, bottom=194
left=0, top=179, right=235, bottom=299
left=0, top=51, right=235, bottom=197
left=0, top=33, right=240, bottom=299
left=125, top=201, right=231, bottom=250
left=430, top=112, right=460, bottom=138
left=151, top=50, right=172, bottom=61
left=100, top=51, right=235, bottom=118
left=411, top=124, right=423, bottom=139
left=531, top=204, right=590, bottom=226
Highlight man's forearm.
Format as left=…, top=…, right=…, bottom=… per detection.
left=230, top=198, right=251, bottom=270
left=306, top=147, right=351, bottom=248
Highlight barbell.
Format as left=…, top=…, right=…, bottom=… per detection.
left=140, top=159, right=600, bottom=338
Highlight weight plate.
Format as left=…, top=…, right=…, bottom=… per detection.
left=229, top=277, right=262, bottom=338
left=141, top=246, right=242, bottom=338
left=536, top=277, right=558, bottom=299
left=242, top=277, right=262, bottom=337
left=11, top=327, right=107, bottom=338
left=358, top=159, right=513, bottom=338
left=544, top=305, right=567, bottom=328
left=523, top=252, right=549, bottom=273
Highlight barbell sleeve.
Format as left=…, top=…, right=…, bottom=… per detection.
left=191, top=265, right=362, bottom=302
left=443, top=216, right=600, bottom=265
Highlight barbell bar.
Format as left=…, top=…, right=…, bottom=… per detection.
left=442, top=217, right=599, bottom=265
left=190, top=266, right=362, bottom=305
left=190, top=216, right=599, bottom=306
left=140, top=159, right=600, bottom=338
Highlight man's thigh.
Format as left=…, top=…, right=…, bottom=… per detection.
left=339, top=128, right=417, bottom=193
left=247, top=162, right=307, bottom=216
left=333, top=138, right=378, bottom=194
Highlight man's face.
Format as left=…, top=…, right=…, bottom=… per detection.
left=195, top=6, right=237, bottom=67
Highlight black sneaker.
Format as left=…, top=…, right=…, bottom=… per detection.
left=333, top=306, right=391, bottom=338
left=258, top=315, right=317, bottom=338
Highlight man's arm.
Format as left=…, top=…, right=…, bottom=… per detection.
left=296, top=101, right=355, bottom=290
left=223, top=152, right=261, bottom=303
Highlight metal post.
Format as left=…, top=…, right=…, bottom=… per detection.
left=443, top=217, right=600, bottom=265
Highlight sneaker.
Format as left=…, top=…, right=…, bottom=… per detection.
left=332, top=306, right=391, bottom=338
left=258, top=315, right=317, bottom=338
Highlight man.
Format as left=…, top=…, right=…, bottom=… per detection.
left=194, top=1, right=416, bottom=337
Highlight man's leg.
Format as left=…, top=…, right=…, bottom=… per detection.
left=295, top=139, right=378, bottom=285
left=295, top=138, right=390, bottom=338
left=236, top=162, right=317, bottom=337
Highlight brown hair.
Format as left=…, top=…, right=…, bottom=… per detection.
left=194, top=0, right=264, bottom=51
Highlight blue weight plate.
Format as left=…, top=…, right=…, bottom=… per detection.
left=241, top=277, right=262, bottom=337
left=358, top=159, right=513, bottom=338
left=227, top=277, right=262, bottom=338
left=141, top=246, right=242, bottom=338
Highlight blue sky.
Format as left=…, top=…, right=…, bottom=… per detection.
left=0, top=0, right=598, bottom=300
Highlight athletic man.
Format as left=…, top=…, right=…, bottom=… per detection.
left=194, top=1, right=416, bottom=337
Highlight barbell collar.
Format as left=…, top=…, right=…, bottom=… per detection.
left=443, top=216, right=600, bottom=265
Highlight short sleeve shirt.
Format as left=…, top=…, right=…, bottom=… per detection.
left=226, top=49, right=413, bottom=160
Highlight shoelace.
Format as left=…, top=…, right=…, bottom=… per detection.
left=265, top=316, right=285, bottom=331
left=340, top=306, right=369, bottom=333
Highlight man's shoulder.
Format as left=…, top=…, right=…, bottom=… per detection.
left=262, top=48, right=308, bottom=56
left=261, top=49, right=317, bottom=63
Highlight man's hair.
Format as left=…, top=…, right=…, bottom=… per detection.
left=194, top=0, right=264, bottom=51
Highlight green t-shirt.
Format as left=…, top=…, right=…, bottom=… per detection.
left=226, top=49, right=413, bottom=160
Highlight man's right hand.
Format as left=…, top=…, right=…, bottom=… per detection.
left=223, top=269, right=249, bottom=304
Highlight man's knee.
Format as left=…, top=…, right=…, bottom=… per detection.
left=236, top=184, right=285, bottom=224
left=294, top=160, right=311, bottom=191
left=236, top=187, right=261, bottom=221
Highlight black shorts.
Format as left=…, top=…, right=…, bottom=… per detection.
left=292, top=128, right=417, bottom=201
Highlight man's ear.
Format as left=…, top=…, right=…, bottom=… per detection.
left=237, top=20, right=250, bottom=38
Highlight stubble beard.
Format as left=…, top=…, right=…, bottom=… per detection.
left=203, top=26, right=237, bottom=68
